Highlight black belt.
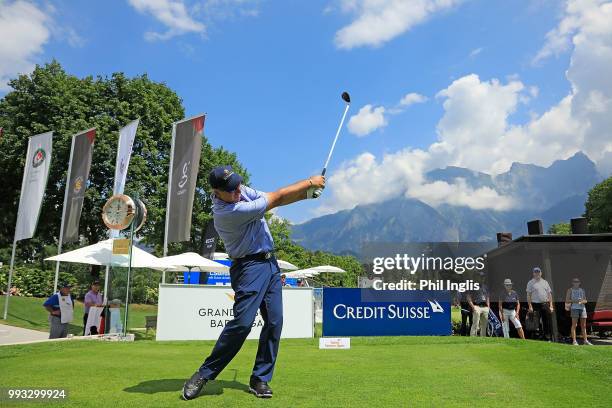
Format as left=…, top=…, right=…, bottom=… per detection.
left=476, top=302, right=487, bottom=307
left=233, top=251, right=273, bottom=262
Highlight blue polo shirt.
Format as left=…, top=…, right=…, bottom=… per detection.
left=212, top=185, right=274, bottom=259
left=43, top=293, right=75, bottom=316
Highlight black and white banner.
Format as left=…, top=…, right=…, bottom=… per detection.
left=165, top=115, right=205, bottom=244
left=61, top=128, right=95, bottom=243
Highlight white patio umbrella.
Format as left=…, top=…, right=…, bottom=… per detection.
left=213, top=252, right=229, bottom=260
left=283, top=269, right=320, bottom=278
left=277, top=259, right=298, bottom=271
left=284, top=265, right=345, bottom=278
left=160, top=252, right=229, bottom=273
left=45, top=239, right=172, bottom=271
left=211, top=251, right=298, bottom=271
left=45, top=238, right=174, bottom=334
left=308, top=265, right=346, bottom=274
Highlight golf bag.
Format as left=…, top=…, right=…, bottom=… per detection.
left=525, top=310, right=538, bottom=333
left=487, top=309, right=504, bottom=337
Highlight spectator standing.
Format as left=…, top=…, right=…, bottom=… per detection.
left=498, top=279, right=525, bottom=339
left=457, top=291, right=472, bottom=336
left=468, top=286, right=489, bottom=337
left=526, top=267, right=554, bottom=340
left=565, top=278, right=592, bottom=346
left=43, top=283, right=75, bottom=339
left=83, top=280, right=104, bottom=335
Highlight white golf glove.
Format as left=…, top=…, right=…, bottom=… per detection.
left=307, top=185, right=323, bottom=199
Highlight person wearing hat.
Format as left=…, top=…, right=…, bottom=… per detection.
left=565, top=277, right=592, bottom=345
left=498, top=278, right=525, bottom=339
left=526, top=266, right=554, bottom=340
left=43, top=282, right=75, bottom=339
left=182, top=165, right=325, bottom=400
left=83, top=280, right=104, bottom=335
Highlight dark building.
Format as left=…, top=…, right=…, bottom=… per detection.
left=485, top=219, right=612, bottom=340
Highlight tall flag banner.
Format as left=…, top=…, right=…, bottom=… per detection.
left=61, top=128, right=95, bottom=243
left=113, top=119, right=139, bottom=195
left=165, top=114, right=205, bottom=246
left=6, top=131, right=53, bottom=319
left=14, top=132, right=53, bottom=241
left=201, top=220, right=218, bottom=259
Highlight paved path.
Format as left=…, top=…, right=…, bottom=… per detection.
left=0, top=323, right=48, bottom=345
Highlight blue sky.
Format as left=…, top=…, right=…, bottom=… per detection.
left=1, top=0, right=611, bottom=222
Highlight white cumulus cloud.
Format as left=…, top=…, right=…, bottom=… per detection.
left=399, top=92, right=428, bottom=107
left=349, top=92, right=428, bottom=135
left=408, top=179, right=516, bottom=211
left=0, top=1, right=51, bottom=90
left=347, top=104, right=387, bottom=137
left=334, top=0, right=465, bottom=49
left=128, top=0, right=206, bottom=41
left=314, top=1, right=612, bottom=217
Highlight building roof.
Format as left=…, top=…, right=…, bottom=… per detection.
left=513, top=233, right=612, bottom=243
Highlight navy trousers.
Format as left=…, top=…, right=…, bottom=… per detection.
left=199, top=256, right=283, bottom=382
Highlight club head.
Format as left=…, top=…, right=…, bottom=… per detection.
left=341, top=91, right=351, bottom=104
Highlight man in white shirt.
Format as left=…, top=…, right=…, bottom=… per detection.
left=526, top=267, right=554, bottom=340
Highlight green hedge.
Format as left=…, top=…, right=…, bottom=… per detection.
left=0, top=266, right=161, bottom=304
left=0, top=266, right=78, bottom=298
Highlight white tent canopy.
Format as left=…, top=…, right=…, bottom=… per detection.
left=213, top=252, right=229, bottom=260
left=284, top=265, right=346, bottom=278
left=45, top=239, right=172, bottom=271
left=212, top=251, right=298, bottom=271
left=307, top=265, right=346, bottom=274
left=276, top=259, right=298, bottom=271
left=159, top=252, right=229, bottom=273
left=284, top=269, right=319, bottom=278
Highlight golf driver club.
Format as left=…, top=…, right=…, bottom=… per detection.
left=312, top=91, right=351, bottom=198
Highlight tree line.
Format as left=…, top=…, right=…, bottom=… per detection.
left=0, top=61, right=363, bottom=296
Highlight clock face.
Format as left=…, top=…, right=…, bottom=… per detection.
left=102, top=195, right=135, bottom=230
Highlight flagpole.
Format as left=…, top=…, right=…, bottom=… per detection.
left=54, top=134, right=76, bottom=293
left=3, top=136, right=33, bottom=320
left=162, top=122, right=177, bottom=284
left=106, top=119, right=139, bottom=306
left=123, top=204, right=137, bottom=335
left=3, top=238, right=17, bottom=320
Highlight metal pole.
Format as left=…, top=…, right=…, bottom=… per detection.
left=3, top=238, right=18, bottom=320
left=54, top=134, right=76, bottom=293
left=162, top=122, right=177, bottom=284
left=123, top=210, right=136, bottom=335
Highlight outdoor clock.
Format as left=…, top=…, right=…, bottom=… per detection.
left=102, top=194, right=139, bottom=230
left=132, top=197, right=147, bottom=232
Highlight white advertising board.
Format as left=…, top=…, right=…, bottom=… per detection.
left=156, top=284, right=314, bottom=340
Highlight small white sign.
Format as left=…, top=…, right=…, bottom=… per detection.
left=319, top=337, right=351, bottom=349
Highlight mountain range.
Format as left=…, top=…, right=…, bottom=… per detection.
left=291, top=152, right=603, bottom=255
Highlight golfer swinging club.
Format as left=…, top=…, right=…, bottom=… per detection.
left=182, top=165, right=325, bottom=400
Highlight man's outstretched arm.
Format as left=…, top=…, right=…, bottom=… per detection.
left=265, top=175, right=325, bottom=211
